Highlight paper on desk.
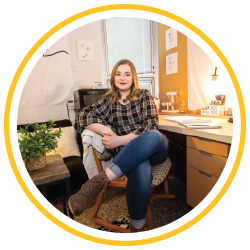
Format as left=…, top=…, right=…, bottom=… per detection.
left=163, top=116, right=211, bottom=123
left=183, top=123, right=222, bottom=129
left=163, top=116, right=222, bottom=129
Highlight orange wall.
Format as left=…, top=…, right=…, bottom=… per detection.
left=159, top=23, right=188, bottom=112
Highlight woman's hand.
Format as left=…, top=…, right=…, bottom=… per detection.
left=102, top=131, right=138, bottom=152
left=102, top=131, right=122, bottom=150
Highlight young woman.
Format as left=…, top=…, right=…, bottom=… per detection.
left=69, top=59, right=169, bottom=232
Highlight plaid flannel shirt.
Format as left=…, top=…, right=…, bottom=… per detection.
left=75, top=89, right=159, bottom=136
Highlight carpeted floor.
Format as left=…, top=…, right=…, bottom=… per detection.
left=49, top=175, right=192, bottom=231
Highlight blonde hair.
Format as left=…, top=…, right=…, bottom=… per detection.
left=104, top=59, right=139, bottom=104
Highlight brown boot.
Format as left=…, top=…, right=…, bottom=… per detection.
left=68, top=170, right=110, bottom=216
left=130, top=224, right=147, bottom=233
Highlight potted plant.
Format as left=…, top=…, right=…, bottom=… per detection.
left=18, top=119, right=63, bottom=171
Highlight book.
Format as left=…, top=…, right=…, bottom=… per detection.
left=163, top=116, right=222, bottom=129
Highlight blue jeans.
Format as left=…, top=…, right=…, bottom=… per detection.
left=109, top=130, right=169, bottom=227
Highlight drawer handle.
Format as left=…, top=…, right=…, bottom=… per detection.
left=198, top=170, right=211, bottom=180
left=199, top=150, right=212, bottom=158
left=198, top=137, right=211, bottom=143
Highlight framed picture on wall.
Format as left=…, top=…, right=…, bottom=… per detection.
left=77, top=40, right=93, bottom=61
left=166, top=28, right=177, bottom=50
left=166, top=52, right=178, bottom=75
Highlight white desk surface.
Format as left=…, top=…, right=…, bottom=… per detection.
left=159, top=115, right=233, bottom=144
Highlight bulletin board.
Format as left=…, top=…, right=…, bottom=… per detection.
left=159, top=23, right=188, bottom=112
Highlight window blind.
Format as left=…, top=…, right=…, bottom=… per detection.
left=106, top=18, right=152, bottom=75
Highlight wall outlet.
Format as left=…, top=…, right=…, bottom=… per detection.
left=72, top=63, right=77, bottom=72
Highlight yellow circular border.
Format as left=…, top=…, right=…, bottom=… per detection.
left=4, top=4, right=246, bottom=246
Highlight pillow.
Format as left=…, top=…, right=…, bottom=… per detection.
left=17, top=126, right=81, bottom=158
left=46, top=126, right=81, bottom=158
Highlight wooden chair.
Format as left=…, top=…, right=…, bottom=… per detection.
left=91, top=148, right=175, bottom=233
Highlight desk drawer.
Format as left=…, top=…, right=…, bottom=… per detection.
left=187, top=147, right=227, bottom=178
left=187, top=165, right=218, bottom=207
left=187, top=136, right=229, bottom=157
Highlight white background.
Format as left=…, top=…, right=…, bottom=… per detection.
left=1, top=0, right=249, bottom=249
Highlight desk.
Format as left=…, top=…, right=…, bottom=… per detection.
left=159, top=115, right=232, bottom=144
left=28, top=154, right=73, bottom=218
left=159, top=115, right=233, bottom=207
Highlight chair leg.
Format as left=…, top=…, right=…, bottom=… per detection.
left=144, top=185, right=155, bottom=230
left=151, top=177, right=175, bottom=198
left=163, top=177, right=175, bottom=198
left=145, top=205, right=152, bottom=230
left=91, top=188, right=131, bottom=233
left=91, top=189, right=105, bottom=219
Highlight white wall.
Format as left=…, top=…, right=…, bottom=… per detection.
left=188, top=38, right=233, bottom=112
left=18, top=35, right=75, bottom=124
left=68, top=21, right=103, bottom=90
left=17, top=21, right=103, bottom=125
left=188, top=38, right=215, bottom=111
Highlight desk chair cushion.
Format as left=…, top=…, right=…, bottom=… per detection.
left=151, top=157, right=171, bottom=186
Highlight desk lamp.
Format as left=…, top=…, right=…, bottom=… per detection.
left=204, top=67, right=230, bottom=119
left=211, top=67, right=218, bottom=81
left=205, top=67, right=220, bottom=95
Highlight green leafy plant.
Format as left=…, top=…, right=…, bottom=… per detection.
left=17, top=119, right=62, bottom=163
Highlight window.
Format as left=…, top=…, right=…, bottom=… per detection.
left=100, top=18, right=159, bottom=97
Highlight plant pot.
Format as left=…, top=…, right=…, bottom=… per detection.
left=25, top=151, right=47, bottom=171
